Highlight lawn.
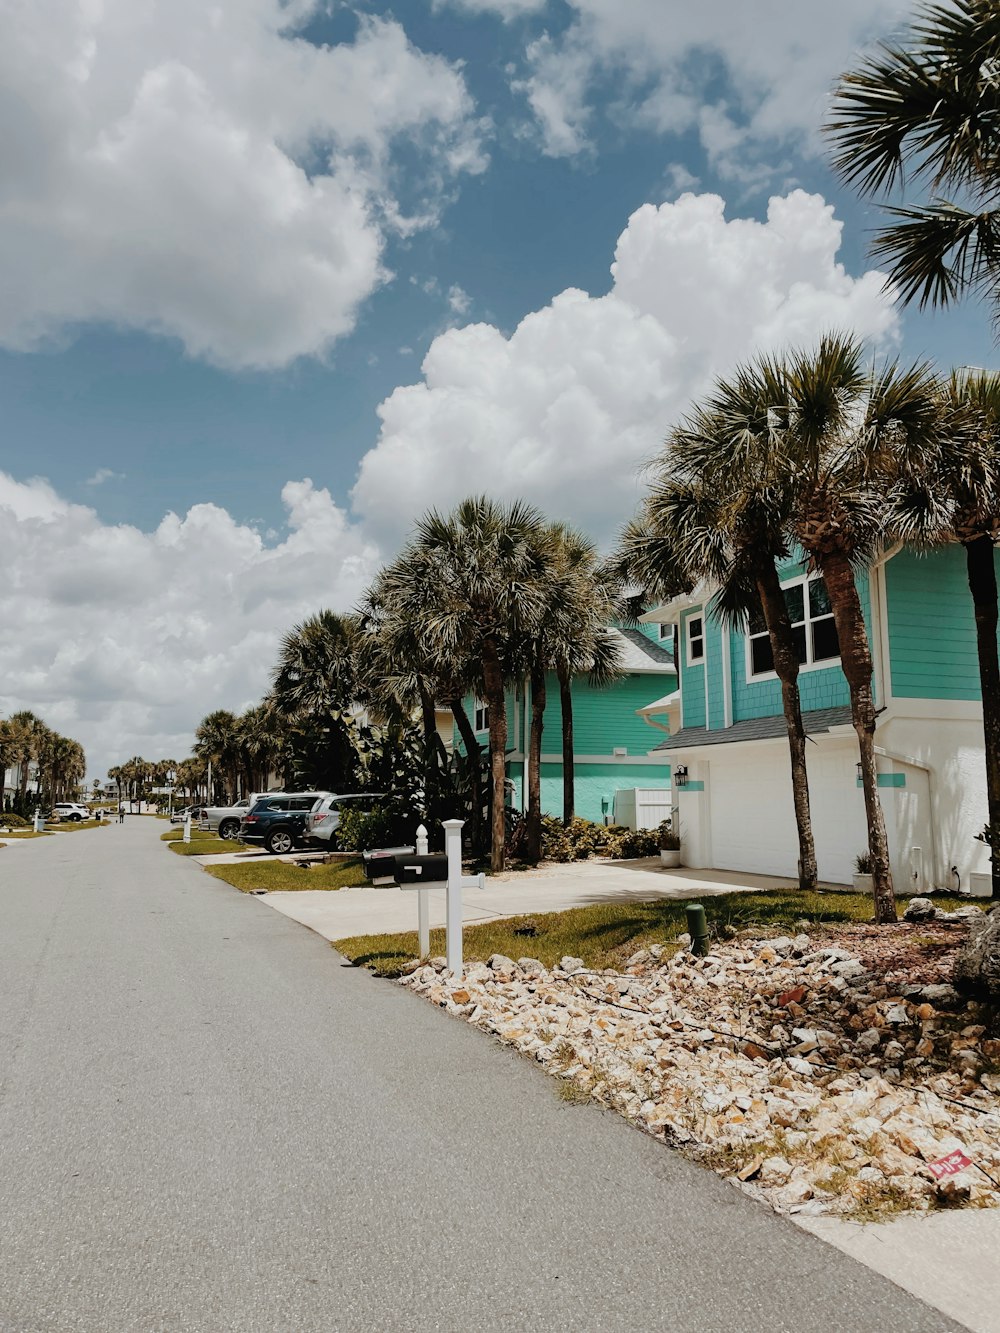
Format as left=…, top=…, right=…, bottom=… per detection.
left=0, top=830, right=53, bottom=839
left=48, top=819, right=107, bottom=832
left=168, top=837, right=233, bottom=857
left=334, top=888, right=970, bottom=977
left=205, top=857, right=364, bottom=893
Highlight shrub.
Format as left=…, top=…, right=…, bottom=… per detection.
left=337, top=804, right=420, bottom=853
left=535, top=814, right=660, bottom=862
left=0, top=812, right=30, bottom=828
left=854, top=851, right=872, bottom=875
left=657, top=820, right=680, bottom=851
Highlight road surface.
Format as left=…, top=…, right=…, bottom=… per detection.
left=0, top=817, right=958, bottom=1332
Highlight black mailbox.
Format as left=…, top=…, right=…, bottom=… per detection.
left=396, top=853, right=448, bottom=885
left=362, top=845, right=415, bottom=884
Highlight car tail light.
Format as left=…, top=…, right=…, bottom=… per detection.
left=244, top=815, right=257, bottom=823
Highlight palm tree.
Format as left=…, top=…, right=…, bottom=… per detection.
left=827, top=1, right=1000, bottom=322
left=521, top=525, right=622, bottom=858
left=685, top=334, right=942, bottom=923
left=271, top=611, right=359, bottom=792
left=235, top=705, right=282, bottom=794
left=617, top=431, right=821, bottom=893
left=8, top=710, right=44, bottom=810
left=403, top=497, right=551, bottom=872
left=194, top=713, right=239, bottom=802
left=891, top=368, right=1000, bottom=895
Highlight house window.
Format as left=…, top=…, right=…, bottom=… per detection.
left=474, top=701, right=489, bottom=732
left=685, top=614, right=705, bottom=665
left=747, top=574, right=839, bottom=677
left=658, top=622, right=670, bottom=641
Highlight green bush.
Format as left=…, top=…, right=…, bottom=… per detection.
left=0, top=812, right=30, bottom=828
left=337, top=804, right=421, bottom=853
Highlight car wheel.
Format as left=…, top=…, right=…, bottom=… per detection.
left=266, top=829, right=294, bottom=855
left=219, top=819, right=239, bottom=841
left=70, top=813, right=82, bottom=822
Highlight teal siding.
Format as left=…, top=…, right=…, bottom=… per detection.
left=679, top=607, right=706, bottom=728
left=730, top=571, right=870, bottom=721
left=886, top=546, right=990, bottom=700
left=705, top=614, right=726, bottom=730
left=550, top=672, right=673, bottom=755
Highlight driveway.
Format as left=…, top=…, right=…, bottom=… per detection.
left=0, top=817, right=956, bottom=1331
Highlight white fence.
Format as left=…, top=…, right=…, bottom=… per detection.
left=613, top=787, right=673, bottom=830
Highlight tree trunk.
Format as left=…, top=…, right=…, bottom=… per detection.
left=525, top=664, right=546, bottom=862
left=757, top=563, right=818, bottom=891
left=557, top=662, right=574, bottom=827
left=450, top=695, right=484, bottom=856
left=965, top=536, right=1000, bottom=899
left=821, top=551, right=896, bottom=923
left=482, top=639, right=508, bottom=873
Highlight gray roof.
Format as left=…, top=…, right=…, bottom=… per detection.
left=609, top=626, right=675, bottom=674
left=653, top=705, right=853, bottom=751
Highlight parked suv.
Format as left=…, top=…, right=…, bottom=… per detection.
left=51, top=802, right=91, bottom=822
left=306, top=793, right=384, bottom=847
left=238, top=792, right=331, bottom=855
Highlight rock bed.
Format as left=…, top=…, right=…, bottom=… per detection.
left=400, top=928, right=1000, bottom=1218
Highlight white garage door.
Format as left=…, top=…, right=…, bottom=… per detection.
left=708, top=743, right=864, bottom=885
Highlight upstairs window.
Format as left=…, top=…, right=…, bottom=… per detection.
left=474, top=701, right=490, bottom=732
left=685, top=614, right=705, bottom=665
left=747, top=574, right=839, bottom=678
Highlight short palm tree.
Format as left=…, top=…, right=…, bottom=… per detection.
left=404, top=497, right=551, bottom=872
left=618, top=430, right=821, bottom=893
left=271, top=611, right=359, bottom=792
left=194, top=713, right=239, bottom=802
left=827, top=1, right=1000, bottom=321
left=686, top=334, right=942, bottom=923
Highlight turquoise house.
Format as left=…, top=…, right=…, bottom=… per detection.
left=457, top=627, right=676, bottom=826
left=645, top=546, right=993, bottom=892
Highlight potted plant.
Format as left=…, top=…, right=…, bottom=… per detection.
left=658, top=821, right=681, bottom=868
left=852, top=851, right=873, bottom=895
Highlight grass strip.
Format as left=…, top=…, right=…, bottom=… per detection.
left=168, top=838, right=232, bottom=857
left=205, top=858, right=364, bottom=893
left=334, top=888, right=970, bottom=978
left=0, top=830, right=53, bottom=839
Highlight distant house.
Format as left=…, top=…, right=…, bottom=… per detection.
left=458, top=626, right=676, bottom=826
left=644, top=546, right=993, bottom=891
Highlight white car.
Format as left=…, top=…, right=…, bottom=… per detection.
left=51, top=802, right=92, bottom=822
left=306, top=793, right=383, bottom=846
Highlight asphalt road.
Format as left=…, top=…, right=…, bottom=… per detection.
left=0, top=818, right=959, bottom=1333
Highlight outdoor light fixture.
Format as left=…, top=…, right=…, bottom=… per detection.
left=674, top=764, right=689, bottom=788
left=856, top=762, right=863, bottom=782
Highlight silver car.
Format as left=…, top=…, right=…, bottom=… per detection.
left=306, top=793, right=383, bottom=846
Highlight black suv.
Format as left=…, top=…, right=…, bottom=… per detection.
left=238, top=792, right=330, bottom=854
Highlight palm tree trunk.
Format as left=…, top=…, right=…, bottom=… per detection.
left=557, top=662, right=574, bottom=826
left=757, top=564, right=818, bottom=891
left=821, top=552, right=897, bottom=923
left=525, top=664, right=546, bottom=862
left=450, top=695, right=484, bottom=855
left=964, top=536, right=1000, bottom=899
left=482, top=638, right=508, bottom=873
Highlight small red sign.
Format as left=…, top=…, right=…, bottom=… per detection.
left=927, top=1150, right=973, bottom=1180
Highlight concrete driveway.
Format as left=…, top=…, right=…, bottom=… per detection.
left=251, top=858, right=821, bottom=942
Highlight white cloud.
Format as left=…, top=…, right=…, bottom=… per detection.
left=0, top=2, right=485, bottom=369
left=351, top=190, right=899, bottom=543
left=0, top=475, right=380, bottom=779
left=85, top=468, right=124, bottom=487
left=447, top=284, right=472, bottom=315
left=437, top=0, right=546, bottom=16
left=508, top=0, right=913, bottom=168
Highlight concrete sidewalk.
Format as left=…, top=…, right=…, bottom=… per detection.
left=254, top=859, right=813, bottom=942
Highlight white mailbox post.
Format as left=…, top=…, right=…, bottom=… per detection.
left=442, top=818, right=485, bottom=980
left=183, top=813, right=192, bottom=844
left=33, top=808, right=44, bottom=833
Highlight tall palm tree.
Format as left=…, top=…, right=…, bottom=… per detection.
left=891, top=368, right=1000, bottom=895
left=617, top=437, right=821, bottom=893
left=403, top=497, right=551, bottom=872
left=686, top=335, right=942, bottom=923
left=827, top=1, right=1000, bottom=322
left=271, top=611, right=359, bottom=792
left=194, top=713, right=239, bottom=802
left=235, top=704, right=284, bottom=794
left=8, top=710, right=44, bottom=809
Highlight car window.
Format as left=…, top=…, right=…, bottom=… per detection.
left=289, top=797, right=316, bottom=812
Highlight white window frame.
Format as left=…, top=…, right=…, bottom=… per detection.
left=474, top=700, right=489, bottom=733
left=685, top=613, right=705, bottom=666
left=745, top=571, right=840, bottom=682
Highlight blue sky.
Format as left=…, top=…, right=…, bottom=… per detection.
left=0, top=0, right=994, bottom=776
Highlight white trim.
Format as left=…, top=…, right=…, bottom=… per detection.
left=883, top=698, right=983, bottom=722
left=685, top=612, right=706, bottom=666
left=875, top=558, right=894, bottom=710
left=721, top=623, right=733, bottom=729
left=539, top=753, right=671, bottom=766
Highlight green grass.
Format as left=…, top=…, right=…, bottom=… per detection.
left=205, top=857, right=364, bottom=893
left=334, top=888, right=972, bottom=978
left=168, top=837, right=232, bottom=857
left=0, top=830, right=53, bottom=839
left=48, top=819, right=106, bottom=832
